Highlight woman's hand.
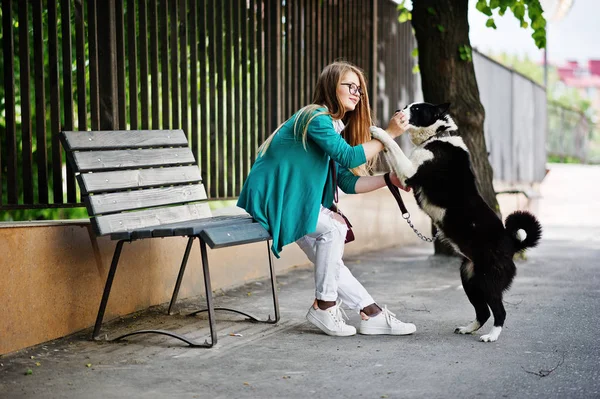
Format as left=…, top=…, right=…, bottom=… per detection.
left=390, top=171, right=411, bottom=192
left=386, top=111, right=409, bottom=139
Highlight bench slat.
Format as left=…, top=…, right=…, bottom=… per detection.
left=61, top=129, right=188, bottom=150
left=110, top=215, right=253, bottom=240
left=78, top=165, right=203, bottom=194
left=93, top=203, right=212, bottom=236
left=86, top=184, right=208, bottom=215
left=200, top=222, right=271, bottom=249
left=73, top=148, right=196, bottom=172
left=124, top=214, right=253, bottom=239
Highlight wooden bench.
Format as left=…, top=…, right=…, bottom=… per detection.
left=59, top=129, right=279, bottom=348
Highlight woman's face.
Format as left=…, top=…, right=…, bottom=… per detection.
left=337, top=71, right=362, bottom=113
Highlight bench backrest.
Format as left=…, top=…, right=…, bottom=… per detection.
left=60, top=130, right=211, bottom=236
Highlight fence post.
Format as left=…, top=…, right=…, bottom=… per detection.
left=370, top=0, right=378, bottom=113
left=97, top=0, right=119, bottom=130
left=266, top=1, right=281, bottom=134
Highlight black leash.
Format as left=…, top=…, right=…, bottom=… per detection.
left=383, top=172, right=437, bottom=243
left=383, top=172, right=409, bottom=216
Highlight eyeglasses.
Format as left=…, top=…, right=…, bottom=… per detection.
left=340, top=82, right=363, bottom=97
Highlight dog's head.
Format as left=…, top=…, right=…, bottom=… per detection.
left=399, top=102, right=457, bottom=145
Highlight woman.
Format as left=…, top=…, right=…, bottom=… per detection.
left=237, top=61, right=416, bottom=337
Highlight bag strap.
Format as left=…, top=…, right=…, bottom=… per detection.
left=329, top=158, right=339, bottom=204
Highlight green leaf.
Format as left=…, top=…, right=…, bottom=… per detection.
left=458, top=45, right=473, bottom=62
left=437, top=24, right=445, bottom=32
left=398, top=8, right=412, bottom=23
left=512, top=3, right=525, bottom=20
left=489, top=0, right=500, bottom=8
left=520, top=20, right=528, bottom=28
left=427, top=7, right=437, bottom=15
left=486, top=17, right=497, bottom=29
left=411, top=47, right=419, bottom=58
left=476, top=0, right=493, bottom=16
left=531, top=17, right=546, bottom=30
left=476, top=0, right=488, bottom=12
left=412, top=64, right=420, bottom=74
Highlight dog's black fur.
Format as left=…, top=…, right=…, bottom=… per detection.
left=371, top=102, right=542, bottom=342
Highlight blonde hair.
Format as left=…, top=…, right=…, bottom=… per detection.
left=258, top=61, right=376, bottom=176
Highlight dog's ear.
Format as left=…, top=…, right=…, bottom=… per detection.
left=436, top=103, right=451, bottom=116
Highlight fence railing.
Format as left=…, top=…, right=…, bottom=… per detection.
left=473, top=50, right=547, bottom=185
left=0, top=0, right=418, bottom=211
left=547, top=101, right=600, bottom=164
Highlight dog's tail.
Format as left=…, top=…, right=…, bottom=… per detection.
left=505, top=211, right=543, bottom=253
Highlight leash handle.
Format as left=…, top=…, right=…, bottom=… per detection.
left=383, top=172, right=409, bottom=216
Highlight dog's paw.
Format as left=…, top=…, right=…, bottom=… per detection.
left=369, top=126, right=387, bottom=140
left=454, top=320, right=481, bottom=334
left=479, top=326, right=502, bottom=342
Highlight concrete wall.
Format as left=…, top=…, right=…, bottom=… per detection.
left=0, top=189, right=435, bottom=355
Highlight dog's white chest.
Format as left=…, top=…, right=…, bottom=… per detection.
left=409, top=147, right=434, bottom=169
left=414, top=187, right=446, bottom=223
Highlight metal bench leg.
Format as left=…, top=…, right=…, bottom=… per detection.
left=188, top=239, right=280, bottom=325
left=266, top=240, right=281, bottom=323
left=93, top=239, right=210, bottom=348
left=199, top=239, right=217, bottom=347
left=168, top=236, right=196, bottom=315
left=93, top=240, right=125, bottom=340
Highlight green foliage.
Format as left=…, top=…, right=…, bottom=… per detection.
left=475, top=0, right=546, bottom=49
left=397, top=1, right=412, bottom=23
left=458, top=45, right=473, bottom=62
left=0, top=207, right=89, bottom=222
left=486, top=18, right=497, bottom=29
left=547, top=155, right=582, bottom=164
left=396, top=0, right=547, bottom=50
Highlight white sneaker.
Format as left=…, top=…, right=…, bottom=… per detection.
left=359, top=305, right=416, bottom=335
left=306, top=302, right=357, bottom=337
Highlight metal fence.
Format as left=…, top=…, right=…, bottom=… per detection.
left=473, top=50, right=547, bottom=185
left=546, top=101, right=600, bottom=164
left=0, top=0, right=418, bottom=211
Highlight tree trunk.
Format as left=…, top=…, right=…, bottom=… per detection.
left=411, top=0, right=500, bottom=255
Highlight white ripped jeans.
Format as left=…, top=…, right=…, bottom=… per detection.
left=296, top=206, right=375, bottom=311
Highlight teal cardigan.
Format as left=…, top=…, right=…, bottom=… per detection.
left=237, top=109, right=367, bottom=258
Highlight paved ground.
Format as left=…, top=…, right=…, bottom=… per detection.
left=1, top=163, right=599, bottom=399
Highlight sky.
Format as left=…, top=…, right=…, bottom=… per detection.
left=467, top=0, right=600, bottom=67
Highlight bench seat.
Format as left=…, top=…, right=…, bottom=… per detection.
left=111, top=214, right=255, bottom=240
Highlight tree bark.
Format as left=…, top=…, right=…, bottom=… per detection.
left=411, top=0, right=500, bottom=255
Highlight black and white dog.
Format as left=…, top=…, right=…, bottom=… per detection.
left=371, top=102, right=542, bottom=342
